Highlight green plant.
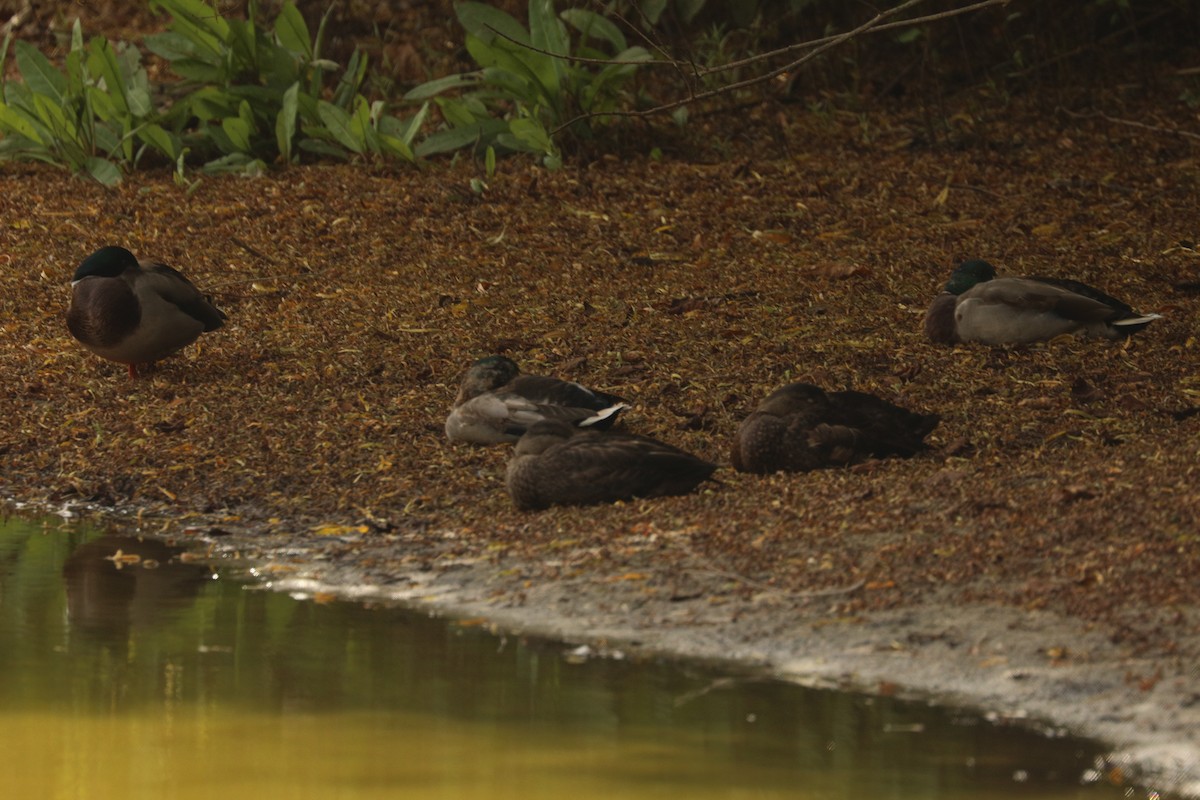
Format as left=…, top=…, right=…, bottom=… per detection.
left=0, top=1, right=424, bottom=185
left=406, top=0, right=650, bottom=167
left=0, top=20, right=171, bottom=186
left=146, top=0, right=423, bottom=172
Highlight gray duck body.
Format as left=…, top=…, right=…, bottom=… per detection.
left=506, top=420, right=716, bottom=510
left=731, top=382, right=939, bottom=474
left=67, top=246, right=225, bottom=375
left=925, top=259, right=1160, bottom=346
left=446, top=355, right=628, bottom=444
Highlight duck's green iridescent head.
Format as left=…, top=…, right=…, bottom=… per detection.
left=73, top=246, right=138, bottom=282
left=943, top=259, right=996, bottom=295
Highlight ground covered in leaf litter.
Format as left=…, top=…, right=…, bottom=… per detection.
left=2, top=80, right=1199, bottom=793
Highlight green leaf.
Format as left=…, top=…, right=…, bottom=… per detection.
left=414, top=118, right=507, bottom=157
left=485, top=144, right=495, bottom=177
left=144, top=31, right=207, bottom=62
left=455, top=2, right=529, bottom=46
left=333, top=48, right=368, bottom=109
left=376, top=132, right=414, bottom=161
left=137, top=123, right=179, bottom=159
left=221, top=114, right=252, bottom=152
left=316, top=100, right=363, bottom=153
left=349, top=95, right=373, bottom=153
left=403, top=72, right=482, bottom=101
left=84, top=156, right=122, bottom=186
left=0, top=100, right=45, bottom=144
left=275, top=1, right=312, bottom=58
left=507, top=117, right=553, bottom=153
left=227, top=18, right=258, bottom=75
left=560, top=9, right=627, bottom=52
left=275, top=81, right=298, bottom=163
left=297, top=137, right=349, bottom=159
left=70, top=18, right=84, bottom=52
left=14, top=42, right=68, bottom=108
left=86, top=37, right=129, bottom=117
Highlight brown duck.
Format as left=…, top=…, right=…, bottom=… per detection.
left=506, top=420, right=716, bottom=510
left=731, top=382, right=939, bottom=474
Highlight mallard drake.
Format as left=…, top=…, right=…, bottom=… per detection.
left=925, top=259, right=1161, bottom=345
left=731, top=382, right=939, bottom=474
left=445, top=355, right=629, bottom=444
left=66, top=246, right=226, bottom=377
left=506, top=420, right=717, bottom=510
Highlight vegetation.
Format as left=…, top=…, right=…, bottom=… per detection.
left=0, top=0, right=424, bottom=185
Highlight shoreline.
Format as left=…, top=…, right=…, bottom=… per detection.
left=171, top=511, right=1200, bottom=799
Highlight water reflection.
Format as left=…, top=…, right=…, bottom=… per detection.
left=0, top=514, right=1133, bottom=800
left=62, top=534, right=213, bottom=641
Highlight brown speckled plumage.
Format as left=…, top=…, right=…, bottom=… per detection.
left=506, top=420, right=716, bottom=510
left=732, top=383, right=939, bottom=474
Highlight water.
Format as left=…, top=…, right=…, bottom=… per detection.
left=0, top=513, right=1130, bottom=799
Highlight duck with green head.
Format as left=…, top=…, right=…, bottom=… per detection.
left=731, top=382, right=939, bottom=474
left=924, top=259, right=1160, bottom=346
left=67, top=246, right=226, bottom=377
left=506, top=420, right=717, bottom=510
left=445, top=355, right=629, bottom=444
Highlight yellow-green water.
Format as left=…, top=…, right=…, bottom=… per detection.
left=0, top=515, right=1128, bottom=799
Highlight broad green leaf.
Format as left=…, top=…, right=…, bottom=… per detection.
left=507, top=117, right=553, bottom=153
left=529, top=0, right=567, bottom=51
left=14, top=42, right=68, bottom=107
left=137, top=123, right=179, bottom=159
left=221, top=115, right=252, bottom=151
left=436, top=97, right=481, bottom=128
left=186, top=86, right=239, bottom=120
left=227, top=18, right=258, bottom=74
left=455, top=2, right=529, bottom=46
left=85, top=85, right=117, bottom=122
left=395, top=102, right=428, bottom=146
left=316, top=99, right=363, bottom=153
left=377, top=132, right=414, bottom=161
left=296, top=137, right=349, bottom=159
left=32, top=92, right=81, bottom=151
left=333, top=49, right=368, bottom=109
left=84, top=156, right=121, bottom=186
left=349, top=95, right=372, bottom=151
left=127, top=86, right=152, bottom=117
left=403, top=72, right=482, bottom=101
left=638, top=0, right=668, bottom=25
left=275, top=81, right=298, bottom=163
left=86, top=37, right=129, bottom=117
left=65, top=50, right=86, bottom=97
left=560, top=9, right=627, bottom=52
left=144, top=31, right=207, bottom=63
left=0, top=101, right=45, bottom=144
left=154, top=0, right=230, bottom=41
left=485, top=144, right=495, bottom=177
left=275, top=2, right=312, bottom=58
left=414, top=118, right=507, bottom=157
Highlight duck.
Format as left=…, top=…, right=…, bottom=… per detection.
left=66, top=246, right=226, bottom=377
left=506, top=419, right=717, bottom=510
left=731, top=382, right=939, bottom=474
left=445, top=355, right=629, bottom=444
left=924, top=259, right=1161, bottom=346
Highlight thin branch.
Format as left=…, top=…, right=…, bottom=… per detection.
left=541, top=0, right=1011, bottom=133
left=1061, top=108, right=1200, bottom=143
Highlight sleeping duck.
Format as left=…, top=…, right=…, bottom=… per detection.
left=731, top=382, right=939, bottom=474
left=445, top=355, right=629, bottom=444
left=66, top=246, right=226, bottom=377
left=925, top=259, right=1161, bottom=346
left=506, top=420, right=717, bottom=510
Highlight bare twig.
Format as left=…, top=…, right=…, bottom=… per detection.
left=1060, top=107, right=1200, bottom=143
left=531, top=0, right=1011, bottom=133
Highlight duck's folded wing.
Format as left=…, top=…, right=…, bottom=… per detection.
left=975, top=278, right=1120, bottom=323
left=507, top=375, right=626, bottom=408
left=141, top=262, right=227, bottom=329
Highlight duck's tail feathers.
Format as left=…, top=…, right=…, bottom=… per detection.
left=579, top=403, right=631, bottom=430
left=1113, top=312, right=1162, bottom=335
